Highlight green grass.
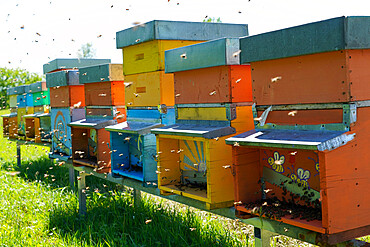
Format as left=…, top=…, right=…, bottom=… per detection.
left=0, top=108, right=249, bottom=247
left=0, top=107, right=369, bottom=247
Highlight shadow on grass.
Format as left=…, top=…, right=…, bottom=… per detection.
left=48, top=192, right=245, bottom=247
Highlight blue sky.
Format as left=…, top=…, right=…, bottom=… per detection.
left=0, top=0, right=368, bottom=75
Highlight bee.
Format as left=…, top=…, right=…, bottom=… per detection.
left=180, top=53, right=187, bottom=59
left=232, top=50, right=241, bottom=57
left=271, top=76, right=282, bottom=83
left=288, top=110, right=297, bottom=116
left=209, top=90, right=216, bottom=96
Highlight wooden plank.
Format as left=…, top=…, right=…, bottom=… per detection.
left=43, top=58, right=111, bottom=74
left=177, top=107, right=228, bottom=121
left=348, top=50, right=370, bottom=102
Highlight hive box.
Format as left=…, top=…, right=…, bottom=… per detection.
left=24, top=85, right=34, bottom=107
left=225, top=105, right=370, bottom=241
left=106, top=107, right=175, bottom=185
left=17, top=94, right=27, bottom=108
left=7, top=85, right=25, bottom=96
left=17, top=106, right=34, bottom=138
left=9, top=95, right=17, bottom=108
left=1, top=112, right=17, bottom=138
left=24, top=82, right=48, bottom=107
left=239, top=16, right=370, bottom=105
left=151, top=103, right=254, bottom=209
left=116, top=20, right=249, bottom=75
left=24, top=112, right=51, bottom=143
left=165, top=38, right=252, bottom=104
left=69, top=119, right=115, bottom=173
left=50, top=107, right=85, bottom=160
left=124, top=71, right=174, bottom=107
left=79, top=64, right=125, bottom=106
left=32, top=90, right=50, bottom=106
left=43, top=58, right=111, bottom=74
left=46, top=70, right=85, bottom=108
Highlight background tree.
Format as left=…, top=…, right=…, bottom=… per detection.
left=0, top=68, right=43, bottom=109
left=77, top=43, right=96, bottom=58
left=203, top=17, right=222, bottom=23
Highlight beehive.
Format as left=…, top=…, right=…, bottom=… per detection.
left=165, top=38, right=252, bottom=104
left=79, top=63, right=125, bottom=106
left=50, top=107, right=85, bottom=160
left=152, top=103, right=254, bottom=209
left=17, top=106, right=34, bottom=139
left=106, top=107, right=175, bottom=185
left=69, top=119, right=115, bottom=173
left=116, top=20, right=249, bottom=76
left=226, top=16, right=370, bottom=242
left=1, top=112, right=17, bottom=138
left=239, top=16, right=370, bottom=105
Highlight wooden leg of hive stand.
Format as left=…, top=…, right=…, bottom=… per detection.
left=78, top=172, right=87, bottom=216
left=17, top=142, right=21, bottom=168
left=133, top=188, right=142, bottom=206
left=69, top=167, right=75, bottom=190
left=254, top=227, right=277, bottom=247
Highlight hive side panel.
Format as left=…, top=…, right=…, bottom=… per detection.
left=111, top=81, right=125, bottom=106
left=157, top=136, right=181, bottom=187
left=143, top=134, right=158, bottom=183
left=251, top=51, right=349, bottom=105
left=231, top=106, right=254, bottom=134
left=208, top=138, right=234, bottom=204
left=322, top=107, right=370, bottom=234
left=50, top=86, right=70, bottom=107
left=174, top=66, right=230, bottom=104
left=97, top=129, right=112, bottom=173
left=69, top=85, right=86, bottom=107
left=84, top=82, right=113, bottom=106
left=177, top=107, right=228, bottom=121
left=230, top=65, right=253, bottom=103
left=348, top=49, right=370, bottom=101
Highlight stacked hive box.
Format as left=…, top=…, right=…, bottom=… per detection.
left=225, top=16, right=370, bottom=242
left=106, top=20, right=249, bottom=187
left=151, top=37, right=255, bottom=209
left=24, top=81, right=51, bottom=143
left=69, top=63, right=125, bottom=173
left=45, top=58, right=111, bottom=160
left=16, top=85, right=36, bottom=140
left=2, top=86, right=22, bottom=138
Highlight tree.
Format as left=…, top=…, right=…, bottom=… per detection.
left=77, top=43, right=96, bottom=59
left=203, top=17, right=222, bottom=23
left=0, top=68, right=43, bottom=109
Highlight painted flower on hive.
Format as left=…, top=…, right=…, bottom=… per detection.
left=268, top=151, right=285, bottom=173
left=291, top=168, right=310, bottom=188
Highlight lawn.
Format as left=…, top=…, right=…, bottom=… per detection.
left=0, top=108, right=368, bottom=247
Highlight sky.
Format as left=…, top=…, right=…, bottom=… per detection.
left=0, top=0, right=369, bottom=76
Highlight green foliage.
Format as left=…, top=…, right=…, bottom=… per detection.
left=203, top=17, right=222, bottom=23
left=0, top=68, right=43, bottom=109
left=77, top=43, right=96, bottom=59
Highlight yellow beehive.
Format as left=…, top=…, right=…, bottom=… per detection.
left=122, top=40, right=201, bottom=75
left=156, top=134, right=234, bottom=209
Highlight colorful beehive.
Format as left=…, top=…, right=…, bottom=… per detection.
left=226, top=16, right=370, bottom=242
left=116, top=20, right=249, bottom=107
left=151, top=36, right=255, bottom=209
left=69, top=63, right=125, bottom=172
left=106, top=106, right=175, bottom=185
left=30, top=81, right=50, bottom=107
left=24, top=105, right=51, bottom=143
left=152, top=103, right=254, bottom=209
left=1, top=112, right=17, bottom=138
left=45, top=58, right=111, bottom=160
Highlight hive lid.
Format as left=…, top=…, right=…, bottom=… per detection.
left=240, top=16, right=370, bottom=63
left=46, top=70, right=79, bottom=88
left=165, top=38, right=240, bottom=73
left=68, top=119, right=116, bottom=129
left=225, top=129, right=355, bottom=151
left=105, top=121, right=163, bottom=135
left=29, top=81, right=47, bottom=92
left=116, top=20, right=248, bottom=49
left=7, top=85, right=26, bottom=95
left=79, top=64, right=124, bottom=84
left=43, top=58, right=111, bottom=74
left=151, top=124, right=235, bottom=139
left=1, top=112, right=17, bottom=118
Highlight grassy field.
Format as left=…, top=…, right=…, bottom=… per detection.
left=0, top=108, right=368, bottom=247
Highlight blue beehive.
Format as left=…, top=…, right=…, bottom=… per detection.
left=50, top=107, right=85, bottom=160
left=106, top=106, right=175, bottom=186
